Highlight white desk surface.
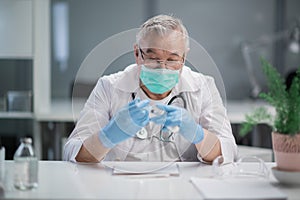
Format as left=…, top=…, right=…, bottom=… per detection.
left=35, top=99, right=270, bottom=123
left=1, top=161, right=299, bottom=200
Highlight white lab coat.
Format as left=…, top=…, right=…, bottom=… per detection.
left=64, top=64, right=237, bottom=163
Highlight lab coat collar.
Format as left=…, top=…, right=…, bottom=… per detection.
left=177, top=66, right=202, bottom=93
left=114, top=64, right=140, bottom=92
left=114, top=64, right=201, bottom=93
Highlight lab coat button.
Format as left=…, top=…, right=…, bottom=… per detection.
left=136, top=128, right=147, bottom=139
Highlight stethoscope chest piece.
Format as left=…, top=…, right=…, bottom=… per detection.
left=136, top=127, right=148, bottom=139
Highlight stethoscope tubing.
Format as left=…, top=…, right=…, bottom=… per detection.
left=130, top=91, right=188, bottom=161
left=132, top=91, right=187, bottom=140
left=131, top=92, right=187, bottom=109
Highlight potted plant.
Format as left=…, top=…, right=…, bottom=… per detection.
left=240, top=58, right=300, bottom=171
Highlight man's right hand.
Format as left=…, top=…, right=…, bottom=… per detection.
left=98, top=99, right=150, bottom=148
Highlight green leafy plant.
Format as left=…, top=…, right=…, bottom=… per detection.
left=240, top=58, right=300, bottom=137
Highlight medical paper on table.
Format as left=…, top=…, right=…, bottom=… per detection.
left=102, top=161, right=179, bottom=177
left=190, top=177, right=287, bottom=200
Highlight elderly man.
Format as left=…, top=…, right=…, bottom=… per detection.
left=64, top=14, right=237, bottom=164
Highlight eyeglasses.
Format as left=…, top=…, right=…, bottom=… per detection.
left=212, top=156, right=270, bottom=179
left=139, top=48, right=185, bottom=70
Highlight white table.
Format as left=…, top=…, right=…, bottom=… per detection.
left=1, top=161, right=299, bottom=199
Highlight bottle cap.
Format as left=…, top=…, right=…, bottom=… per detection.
left=21, top=137, right=32, bottom=144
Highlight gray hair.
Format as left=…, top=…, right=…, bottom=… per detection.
left=136, top=14, right=189, bottom=50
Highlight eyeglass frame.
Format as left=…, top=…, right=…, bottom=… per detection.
left=139, top=47, right=185, bottom=70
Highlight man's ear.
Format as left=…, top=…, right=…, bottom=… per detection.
left=134, top=44, right=139, bottom=56
left=133, top=44, right=140, bottom=64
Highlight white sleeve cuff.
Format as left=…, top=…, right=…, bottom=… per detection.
left=63, top=139, right=83, bottom=163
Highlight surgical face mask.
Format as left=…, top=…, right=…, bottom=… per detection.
left=140, top=65, right=179, bottom=94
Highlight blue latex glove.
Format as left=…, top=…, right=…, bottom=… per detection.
left=98, top=99, right=150, bottom=148
left=150, top=104, right=204, bottom=144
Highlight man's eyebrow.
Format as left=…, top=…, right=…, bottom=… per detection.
left=144, top=48, right=155, bottom=54
left=170, top=52, right=181, bottom=57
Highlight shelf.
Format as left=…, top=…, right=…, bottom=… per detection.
left=0, top=56, right=33, bottom=60
left=226, top=100, right=273, bottom=123
left=0, top=111, right=34, bottom=119
left=35, top=98, right=85, bottom=122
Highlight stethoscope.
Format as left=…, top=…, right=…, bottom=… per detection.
left=131, top=92, right=187, bottom=141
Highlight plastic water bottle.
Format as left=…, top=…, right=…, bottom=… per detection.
left=0, top=146, right=5, bottom=198
left=0, top=146, right=5, bottom=181
left=13, top=137, right=38, bottom=190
